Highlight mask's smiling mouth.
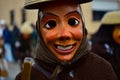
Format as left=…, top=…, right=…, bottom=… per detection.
left=54, top=43, right=76, bottom=54
left=57, top=45, right=73, bottom=50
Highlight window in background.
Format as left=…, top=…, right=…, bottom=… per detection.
left=10, top=10, right=15, bottom=25
left=92, top=0, right=119, bottom=21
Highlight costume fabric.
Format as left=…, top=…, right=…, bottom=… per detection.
left=15, top=52, right=117, bottom=80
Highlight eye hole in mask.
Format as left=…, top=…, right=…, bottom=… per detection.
left=45, top=20, right=56, bottom=29
left=68, top=18, right=79, bottom=27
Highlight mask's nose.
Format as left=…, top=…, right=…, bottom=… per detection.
left=57, top=23, right=72, bottom=41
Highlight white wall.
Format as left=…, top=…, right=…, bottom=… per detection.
left=0, top=0, right=37, bottom=26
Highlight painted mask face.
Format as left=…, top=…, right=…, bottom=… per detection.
left=39, top=1, right=83, bottom=61
left=113, top=25, right=120, bottom=45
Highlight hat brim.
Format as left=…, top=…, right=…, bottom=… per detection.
left=24, top=0, right=92, bottom=9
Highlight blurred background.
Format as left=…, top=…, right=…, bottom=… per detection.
left=0, top=0, right=120, bottom=80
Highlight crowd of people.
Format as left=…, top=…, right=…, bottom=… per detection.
left=0, top=20, right=38, bottom=79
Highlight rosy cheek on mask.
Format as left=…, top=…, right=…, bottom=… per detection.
left=72, top=28, right=83, bottom=40
left=42, top=30, right=58, bottom=44
left=42, top=27, right=83, bottom=44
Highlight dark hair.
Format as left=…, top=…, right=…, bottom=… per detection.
left=90, top=24, right=115, bottom=44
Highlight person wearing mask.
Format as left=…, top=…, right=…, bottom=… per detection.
left=15, top=0, right=117, bottom=80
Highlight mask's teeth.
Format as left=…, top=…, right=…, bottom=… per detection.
left=57, top=45, right=73, bottom=50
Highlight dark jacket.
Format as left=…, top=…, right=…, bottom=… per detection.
left=3, top=27, right=11, bottom=44
left=15, top=52, right=117, bottom=80
left=90, top=25, right=120, bottom=79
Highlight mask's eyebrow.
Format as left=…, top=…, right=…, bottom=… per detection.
left=39, top=12, right=59, bottom=20
left=64, top=10, right=82, bottom=17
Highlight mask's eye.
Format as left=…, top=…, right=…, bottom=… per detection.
left=45, top=20, right=56, bottom=29
left=68, top=18, right=79, bottom=26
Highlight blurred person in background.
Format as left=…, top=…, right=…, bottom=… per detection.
left=9, top=23, right=21, bottom=62
left=2, top=20, right=14, bottom=63
left=90, top=11, right=120, bottom=79
left=17, top=21, right=34, bottom=69
left=0, top=20, right=9, bottom=80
